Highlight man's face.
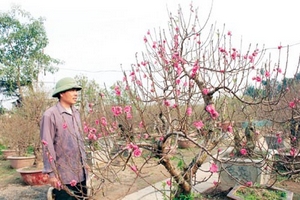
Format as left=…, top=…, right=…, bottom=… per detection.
left=60, top=89, right=78, bottom=106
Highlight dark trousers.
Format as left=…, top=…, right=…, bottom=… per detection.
left=53, top=180, right=87, bottom=200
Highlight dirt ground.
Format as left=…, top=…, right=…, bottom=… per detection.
left=0, top=157, right=170, bottom=200
left=2, top=155, right=300, bottom=200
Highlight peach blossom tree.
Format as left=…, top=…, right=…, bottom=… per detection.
left=79, top=4, right=300, bottom=199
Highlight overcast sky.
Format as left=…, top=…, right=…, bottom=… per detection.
left=1, top=0, right=300, bottom=89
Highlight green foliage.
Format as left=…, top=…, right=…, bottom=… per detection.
left=177, top=159, right=185, bottom=170
left=0, top=144, right=5, bottom=155
left=173, top=192, right=201, bottom=200
left=26, top=145, right=34, bottom=155
left=0, top=5, right=60, bottom=97
left=236, top=187, right=287, bottom=200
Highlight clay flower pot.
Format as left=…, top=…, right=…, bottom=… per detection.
left=7, top=155, right=35, bottom=169
left=17, top=167, right=49, bottom=186
left=177, top=138, right=197, bottom=149
left=1, top=149, right=18, bottom=160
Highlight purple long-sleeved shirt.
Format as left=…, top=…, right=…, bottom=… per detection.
left=40, top=102, right=87, bottom=184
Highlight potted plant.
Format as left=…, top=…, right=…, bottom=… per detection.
left=0, top=91, right=53, bottom=187
left=227, top=185, right=293, bottom=200
left=216, top=121, right=274, bottom=190
left=1, top=114, right=36, bottom=169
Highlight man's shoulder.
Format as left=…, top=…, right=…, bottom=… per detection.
left=43, top=104, right=59, bottom=116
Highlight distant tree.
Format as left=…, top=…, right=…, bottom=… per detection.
left=0, top=5, right=60, bottom=99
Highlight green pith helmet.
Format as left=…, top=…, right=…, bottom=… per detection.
left=52, top=77, right=82, bottom=97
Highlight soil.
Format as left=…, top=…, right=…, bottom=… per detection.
left=2, top=154, right=300, bottom=200
left=0, top=157, right=170, bottom=200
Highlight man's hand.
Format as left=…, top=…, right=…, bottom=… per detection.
left=49, top=177, right=62, bottom=190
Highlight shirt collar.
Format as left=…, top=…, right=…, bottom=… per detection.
left=56, top=102, right=73, bottom=115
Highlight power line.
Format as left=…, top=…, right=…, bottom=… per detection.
left=58, top=68, right=130, bottom=73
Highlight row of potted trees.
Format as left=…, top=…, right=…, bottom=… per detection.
left=0, top=91, right=53, bottom=186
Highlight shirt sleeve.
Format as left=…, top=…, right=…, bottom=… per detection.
left=40, top=112, right=57, bottom=175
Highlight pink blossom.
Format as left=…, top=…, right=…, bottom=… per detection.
left=231, top=51, right=237, bottom=60
left=278, top=45, right=282, bottom=49
left=164, top=100, right=171, bottom=107
left=127, top=143, right=139, bottom=150
left=83, top=124, right=89, bottom=133
left=277, top=136, right=282, bottom=144
left=246, top=181, right=253, bottom=187
left=101, top=117, right=107, bottom=126
left=292, top=137, right=297, bottom=142
left=152, top=42, right=157, bottom=49
left=176, top=66, right=183, bottom=76
left=70, top=179, right=77, bottom=187
left=210, top=110, right=219, bottom=119
left=193, top=121, right=204, bottom=129
left=205, top=104, right=219, bottom=119
left=253, top=76, right=262, bottom=82
left=63, top=123, right=67, bottom=129
left=202, top=88, right=209, bottom=95
left=277, top=68, right=282, bottom=73
left=48, top=154, right=53, bottom=162
left=143, top=36, right=147, bottom=43
left=240, top=148, right=247, bottom=155
left=88, top=133, right=97, bottom=141
left=56, top=181, right=62, bottom=189
left=136, top=80, right=142, bottom=86
left=249, top=55, right=255, bottom=63
left=133, top=148, right=142, bottom=157
left=166, top=179, right=172, bottom=186
left=41, top=140, right=48, bottom=146
left=213, top=181, right=218, bottom=186
left=206, top=104, right=214, bottom=113
left=126, top=113, right=132, bottom=119
left=95, top=119, right=100, bottom=125
left=130, top=165, right=138, bottom=173
left=114, top=85, right=121, bottom=96
left=186, top=107, right=192, bottom=116
left=289, top=101, right=296, bottom=109
left=265, top=70, right=270, bottom=78
left=209, top=163, right=218, bottom=173
left=290, top=147, right=296, bottom=157
left=227, top=125, right=233, bottom=133
left=143, top=133, right=149, bottom=139
left=139, top=121, right=144, bottom=128
left=286, top=87, right=290, bottom=91
left=227, top=31, right=232, bottom=36
left=159, top=136, right=164, bottom=141
left=111, top=106, right=123, bottom=116
left=90, top=128, right=96, bottom=133
left=124, top=105, right=131, bottom=113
